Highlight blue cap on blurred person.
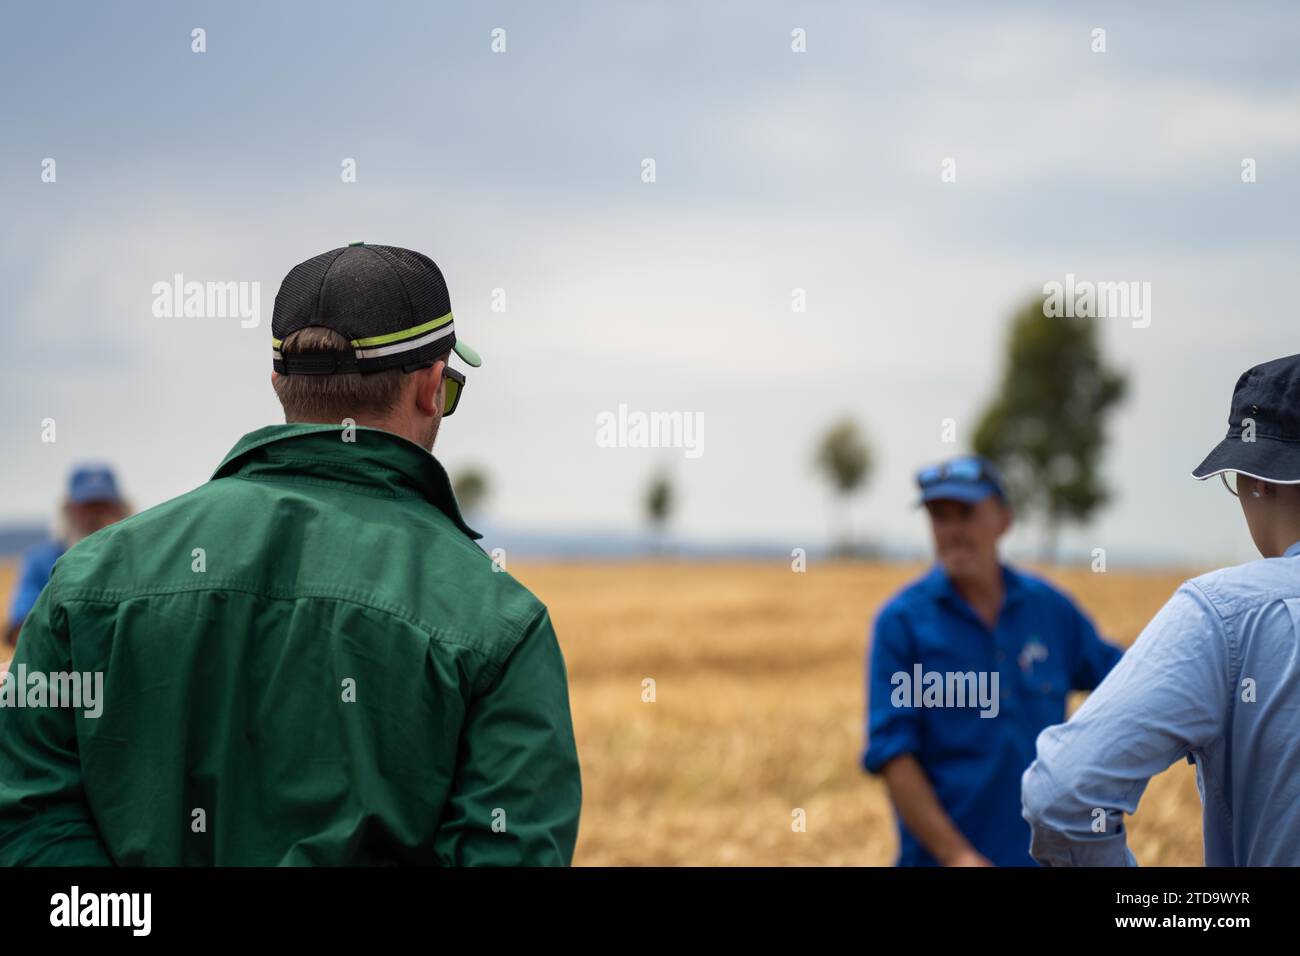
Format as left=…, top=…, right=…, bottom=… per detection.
left=67, top=464, right=123, bottom=506
left=915, top=454, right=1007, bottom=505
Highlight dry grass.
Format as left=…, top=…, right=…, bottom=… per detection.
left=0, top=558, right=1208, bottom=866
left=512, top=560, right=1206, bottom=866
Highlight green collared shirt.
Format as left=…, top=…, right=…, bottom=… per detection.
left=0, top=424, right=581, bottom=865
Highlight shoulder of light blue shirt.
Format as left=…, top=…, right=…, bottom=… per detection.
left=1185, top=538, right=1300, bottom=621
left=1021, top=539, right=1300, bottom=866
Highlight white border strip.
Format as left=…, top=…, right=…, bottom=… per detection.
left=1190, top=466, right=1300, bottom=485
left=353, top=323, right=455, bottom=360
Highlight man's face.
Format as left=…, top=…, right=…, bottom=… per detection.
left=63, top=499, right=125, bottom=543
left=924, top=495, right=1010, bottom=580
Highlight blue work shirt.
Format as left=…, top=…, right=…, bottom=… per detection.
left=6, top=538, right=64, bottom=632
left=862, top=562, right=1123, bottom=866
left=1023, top=540, right=1300, bottom=866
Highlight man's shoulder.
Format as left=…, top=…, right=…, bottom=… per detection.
left=54, top=481, right=220, bottom=575
left=60, top=469, right=478, bottom=567
left=437, top=543, right=550, bottom=625
left=55, top=475, right=549, bottom=664
left=1005, top=565, right=1082, bottom=616
left=874, top=567, right=944, bottom=628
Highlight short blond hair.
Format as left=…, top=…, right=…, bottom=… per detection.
left=272, top=326, right=444, bottom=422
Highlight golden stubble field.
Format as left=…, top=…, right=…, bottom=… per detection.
left=510, top=560, right=1206, bottom=866
left=0, top=558, right=1206, bottom=866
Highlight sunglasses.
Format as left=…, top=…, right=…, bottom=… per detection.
left=917, top=457, right=995, bottom=488
left=441, top=367, right=466, bottom=416
left=1220, top=472, right=1240, bottom=497
left=401, top=360, right=467, bottom=416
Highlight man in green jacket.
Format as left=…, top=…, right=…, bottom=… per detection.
left=0, top=243, right=582, bottom=865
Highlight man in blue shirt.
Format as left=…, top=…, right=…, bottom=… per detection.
left=4, top=464, right=128, bottom=648
left=1023, top=353, right=1300, bottom=866
left=862, top=454, right=1123, bottom=866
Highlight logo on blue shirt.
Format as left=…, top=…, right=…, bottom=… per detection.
left=1019, top=638, right=1049, bottom=672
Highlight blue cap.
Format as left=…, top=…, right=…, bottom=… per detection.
left=67, top=465, right=122, bottom=505
left=916, top=454, right=1006, bottom=505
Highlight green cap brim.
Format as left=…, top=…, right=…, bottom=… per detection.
left=453, top=338, right=482, bottom=368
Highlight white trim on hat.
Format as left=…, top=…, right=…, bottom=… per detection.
left=1190, top=467, right=1300, bottom=485
left=353, top=323, right=455, bottom=360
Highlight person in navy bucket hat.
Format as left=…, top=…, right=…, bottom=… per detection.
left=861, top=453, right=1122, bottom=866
left=1023, top=353, right=1300, bottom=866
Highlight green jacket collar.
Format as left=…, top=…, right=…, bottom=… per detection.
left=211, top=423, right=482, bottom=541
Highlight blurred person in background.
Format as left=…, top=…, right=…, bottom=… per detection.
left=4, top=464, right=129, bottom=648
left=862, top=454, right=1123, bottom=866
left=1024, top=353, right=1300, bottom=866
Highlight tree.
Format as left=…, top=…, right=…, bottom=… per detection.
left=452, top=467, right=490, bottom=517
left=814, top=417, right=873, bottom=556
left=972, top=297, right=1128, bottom=563
left=644, top=470, right=674, bottom=555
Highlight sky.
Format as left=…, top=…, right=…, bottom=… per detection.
left=2, top=1, right=1299, bottom=568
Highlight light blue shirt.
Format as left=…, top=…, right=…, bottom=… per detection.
left=1022, top=540, right=1300, bottom=866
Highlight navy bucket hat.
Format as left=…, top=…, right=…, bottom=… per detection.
left=1192, top=354, right=1300, bottom=485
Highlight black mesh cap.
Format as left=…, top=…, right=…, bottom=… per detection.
left=271, top=242, right=482, bottom=375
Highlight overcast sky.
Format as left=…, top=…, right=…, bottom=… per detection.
left=3, top=1, right=1298, bottom=567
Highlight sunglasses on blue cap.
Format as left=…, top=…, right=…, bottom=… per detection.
left=917, top=456, right=1000, bottom=489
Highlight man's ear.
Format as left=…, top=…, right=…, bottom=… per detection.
left=412, top=360, right=446, bottom=418
left=996, top=499, right=1013, bottom=535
